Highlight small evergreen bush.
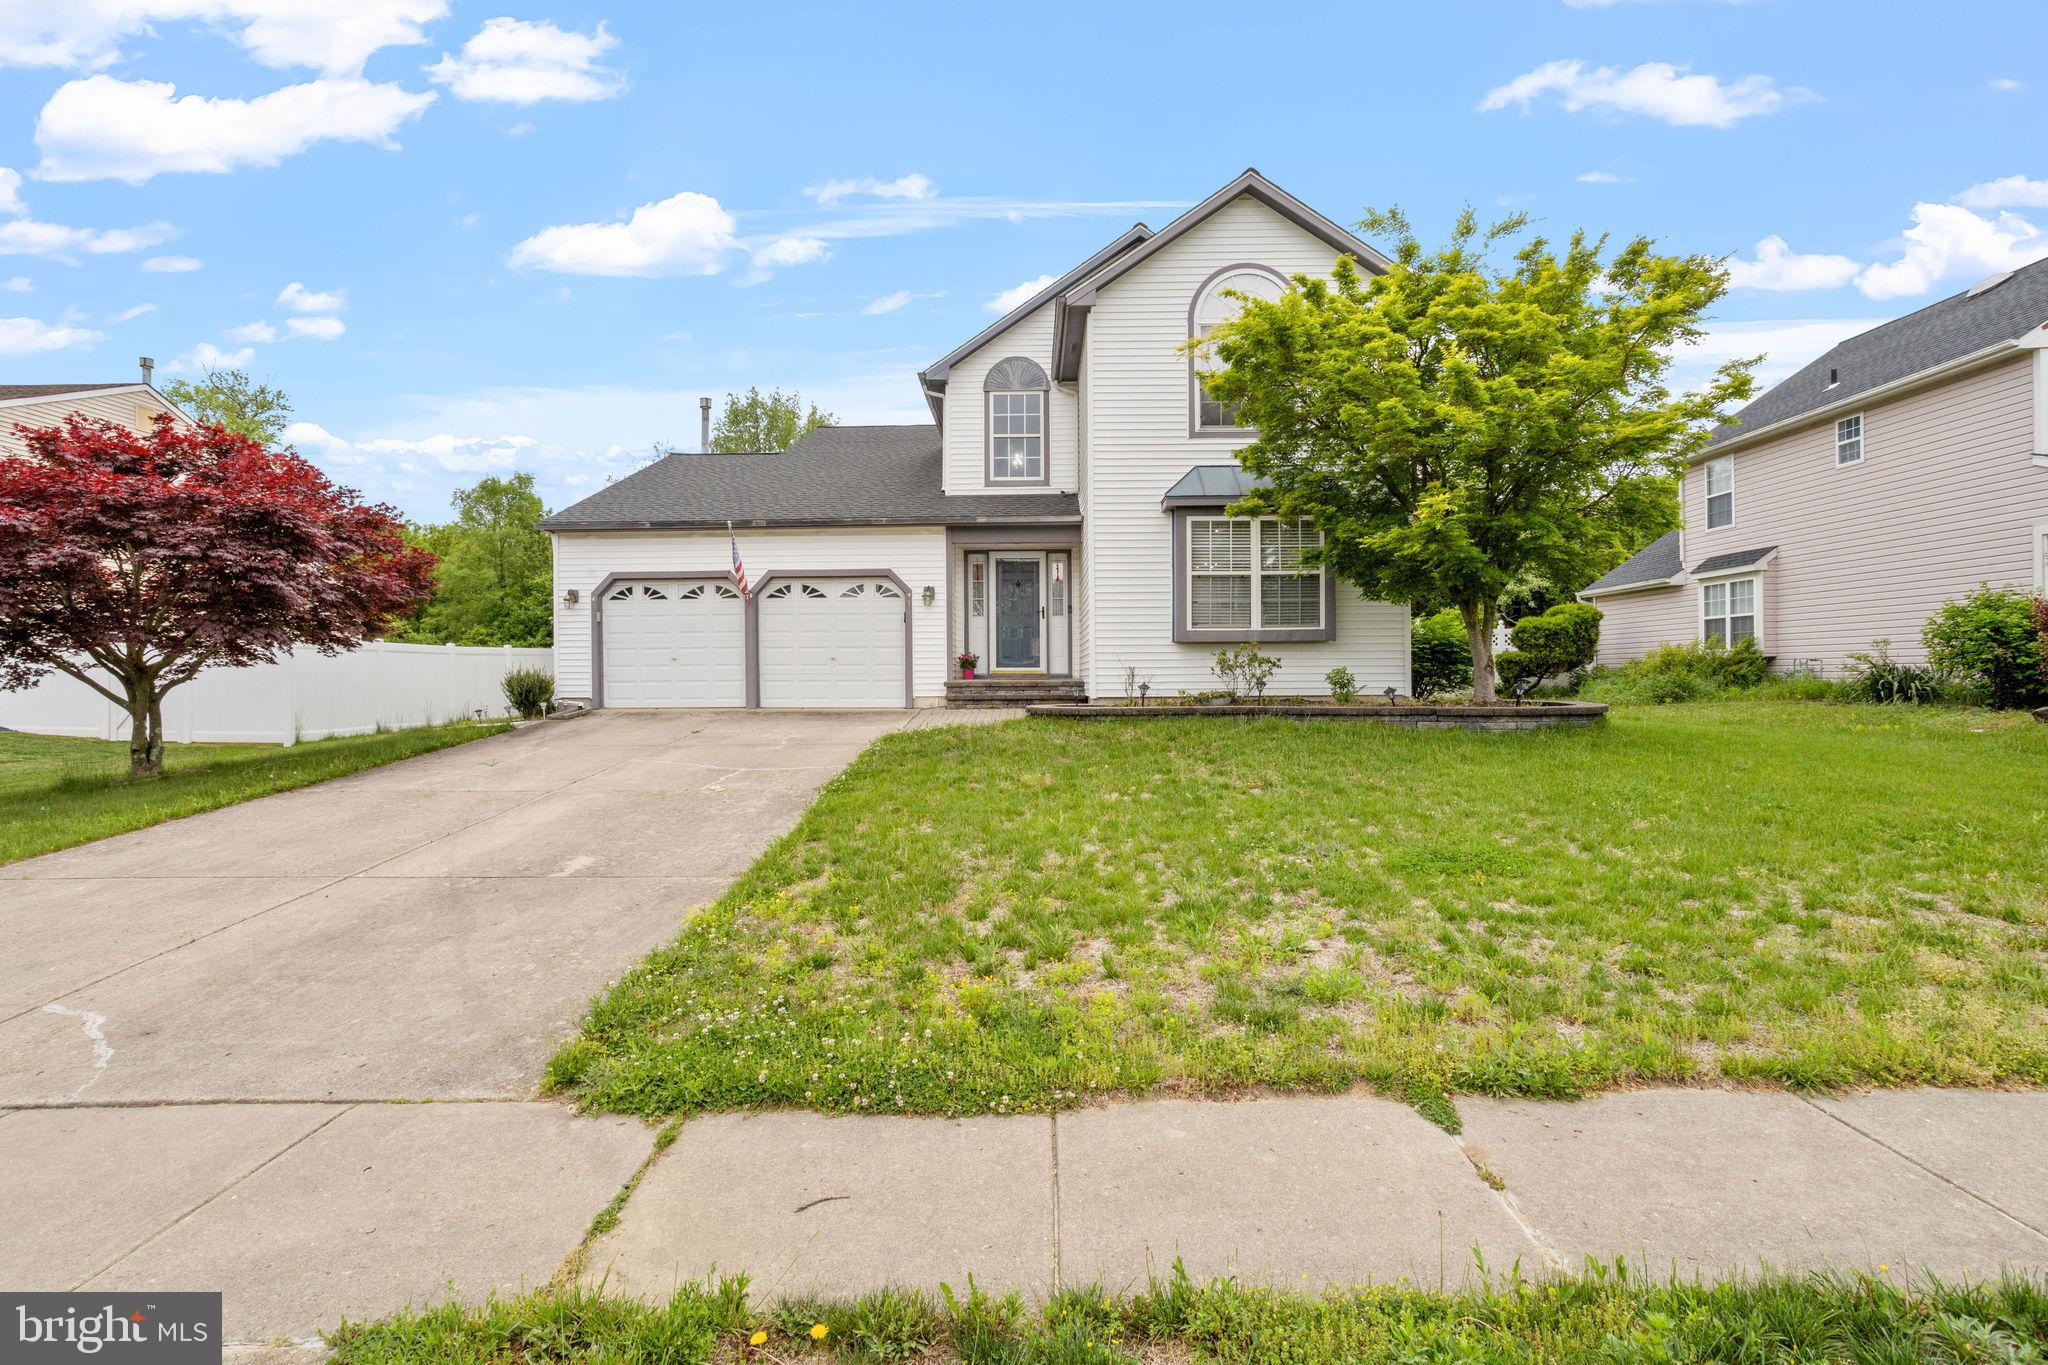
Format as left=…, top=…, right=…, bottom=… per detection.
left=1633, top=636, right=1769, bottom=689
left=502, top=667, right=555, bottom=720
left=1496, top=601, right=1603, bottom=693
left=1922, top=584, right=2048, bottom=709
left=1410, top=609, right=1473, bottom=698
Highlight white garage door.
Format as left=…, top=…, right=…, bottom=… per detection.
left=758, top=578, right=907, bottom=708
left=600, top=579, right=745, bottom=707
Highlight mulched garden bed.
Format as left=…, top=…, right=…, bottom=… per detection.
left=1024, top=698, right=1606, bottom=728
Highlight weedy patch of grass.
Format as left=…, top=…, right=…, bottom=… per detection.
left=325, top=1265, right=2048, bottom=1363
left=551, top=701, right=2048, bottom=1118
left=0, top=721, right=511, bottom=865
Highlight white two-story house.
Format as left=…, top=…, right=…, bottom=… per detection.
left=542, top=169, right=1412, bottom=709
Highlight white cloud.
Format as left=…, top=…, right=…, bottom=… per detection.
left=34, top=75, right=435, bottom=184
left=356, top=431, right=538, bottom=472
left=168, top=342, right=255, bottom=372
left=0, top=166, right=21, bottom=214
left=1670, top=318, right=1882, bottom=395
left=426, top=17, right=623, bottom=104
left=0, top=314, right=104, bottom=354
left=0, top=215, right=172, bottom=260
left=3, top=276, right=30, bottom=292
left=804, top=173, right=936, bottom=206
left=1954, top=174, right=2048, bottom=209
left=1855, top=202, right=2048, bottom=300
left=751, top=236, right=829, bottom=268
left=1989, top=77, right=2023, bottom=92
left=1724, top=235, right=1862, bottom=291
left=986, top=273, right=1055, bottom=313
left=862, top=290, right=912, bottom=316
left=111, top=302, right=155, bottom=322
left=509, top=191, right=739, bottom=277
left=286, top=314, right=345, bottom=340
left=225, top=320, right=277, bottom=342
left=0, top=1, right=448, bottom=76
left=143, top=254, right=202, bottom=272
left=277, top=280, right=344, bottom=312
left=1478, top=60, right=1806, bottom=128
left=1575, top=170, right=1633, bottom=185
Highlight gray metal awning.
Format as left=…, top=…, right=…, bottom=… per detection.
left=1691, top=545, right=1778, bottom=576
left=1160, top=464, right=1270, bottom=508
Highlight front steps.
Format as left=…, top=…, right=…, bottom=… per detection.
left=945, top=676, right=1087, bottom=707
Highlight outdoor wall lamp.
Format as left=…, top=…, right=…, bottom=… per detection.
left=562, top=588, right=580, bottom=605
left=921, top=585, right=936, bottom=607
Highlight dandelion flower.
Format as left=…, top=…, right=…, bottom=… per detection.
left=810, top=1322, right=830, bottom=1341
left=749, top=1329, right=768, bottom=1346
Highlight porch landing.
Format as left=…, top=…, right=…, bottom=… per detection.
left=945, top=677, right=1087, bottom=707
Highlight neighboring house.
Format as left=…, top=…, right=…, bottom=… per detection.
left=1582, top=259, right=2048, bottom=674
left=543, top=169, right=1414, bottom=709
left=0, top=359, right=191, bottom=457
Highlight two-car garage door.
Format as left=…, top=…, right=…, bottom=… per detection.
left=599, top=576, right=905, bottom=708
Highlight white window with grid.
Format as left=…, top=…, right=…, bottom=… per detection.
left=1187, top=516, right=1324, bottom=631
left=1701, top=576, right=1758, bottom=646
left=1705, top=456, right=1734, bottom=528
left=1836, top=414, right=1863, bottom=465
left=989, top=391, right=1043, bottom=481
left=1191, top=269, right=1284, bottom=431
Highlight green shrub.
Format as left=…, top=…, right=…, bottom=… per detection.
left=1840, top=640, right=1945, bottom=705
left=1922, top=584, right=2048, bottom=709
left=1323, top=666, right=1357, bottom=703
left=501, top=667, right=555, bottom=720
left=1634, top=636, right=1769, bottom=690
left=1210, top=643, right=1281, bottom=700
left=1410, top=609, right=1472, bottom=698
left=1496, top=601, right=1603, bottom=693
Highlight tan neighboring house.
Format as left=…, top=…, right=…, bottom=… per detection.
left=0, top=358, right=192, bottom=457
left=1582, top=258, right=2048, bottom=673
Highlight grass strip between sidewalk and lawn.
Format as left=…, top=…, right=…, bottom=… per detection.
left=547, top=701, right=2048, bottom=1120
left=326, top=1265, right=2048, bottom=1363
left=0, top=721, right=512, bottom=865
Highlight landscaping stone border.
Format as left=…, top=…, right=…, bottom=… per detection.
left=1024, top=700, right=1606, bottom=729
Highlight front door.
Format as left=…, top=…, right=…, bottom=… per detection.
left=993, top=556, right=1043, bottom=671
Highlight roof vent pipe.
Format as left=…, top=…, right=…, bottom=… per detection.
left=139, top=356, right=155, bottom=386
left=700, top=396, right=712, bottom=453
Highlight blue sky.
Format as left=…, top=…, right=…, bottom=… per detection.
left=1, top=0, right=2043, bottom=520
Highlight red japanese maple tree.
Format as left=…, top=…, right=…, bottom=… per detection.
left=0, top=416, right=436, bottom=777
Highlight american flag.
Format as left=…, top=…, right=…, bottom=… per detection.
left=728, top=522, right=750, bottom=598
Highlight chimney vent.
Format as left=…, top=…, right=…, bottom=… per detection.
left=699, top=396, right=712, bottom=453
left=139, top=356, right=155, bottom=386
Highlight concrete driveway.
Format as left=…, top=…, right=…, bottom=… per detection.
left=0, top=707, right=948, bottom=1351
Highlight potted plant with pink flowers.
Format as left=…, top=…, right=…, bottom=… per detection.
left=957, top=651, right=980, bottom=679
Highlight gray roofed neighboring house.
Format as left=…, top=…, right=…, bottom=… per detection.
left=1705, top=254, right=2048, bottom=452
left=1691, top=545, right=1778, bottom=576
left=1578, top=530, right=1683, bottom=596
left=1160, top=464, right=1271, bottom=506
left=538, top=424, right=1081, bottom=531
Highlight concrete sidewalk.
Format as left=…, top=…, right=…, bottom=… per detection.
left=584, top=1089, right=2048, bottom=1303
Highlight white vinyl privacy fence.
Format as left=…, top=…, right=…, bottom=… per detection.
left=0, top=642, right=553, bottom=746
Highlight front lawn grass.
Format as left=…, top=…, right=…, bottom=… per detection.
left=550, top=701, right=2048, bottom=1118
left=0, top=721, right=510, bottom=865
left=327, top=1267, right=2048, bottom=1363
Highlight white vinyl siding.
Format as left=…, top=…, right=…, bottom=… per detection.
left=0, top=388, right=188, bottom=457
left=939, top=300, right=1077, bottom=495
left=1705, top=456, right=1735, bottom=528
left=1078, top=194, right=1410, bottom=697
left=550, top=526, right=948, bottom=704
left=1836, top=414, right=1864, bottom=466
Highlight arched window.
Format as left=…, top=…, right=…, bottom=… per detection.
left=983, top=356, right=1049, bottom=484
left=1190, top=265, right=1286, bottom=433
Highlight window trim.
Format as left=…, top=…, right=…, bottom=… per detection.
left=1170, top=507, right=1336, bottom=643
left=1835, top=413, right=1865, bottom=466
left=1703, top=455, right=1735, bottom=530
left=2034, top=519, right=2048, bottom=594
left=984, top=388, right=1049, bottom=485
left=1188, top=262, right=1289, bottom=439
left=1698, top=573, right=1762, bottom=648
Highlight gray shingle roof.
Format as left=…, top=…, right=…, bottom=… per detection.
left=538, top=424, right=1080, bottom=531
left=1707, top=255, right=2048, bottom=449
left=1579, top=530, right=1682, bottom=595
left=0, top=383, right=133, bottom=401
left=1160, top=464, right=1271, bottom=505
left=1691, top=545, right=1777, bottom=576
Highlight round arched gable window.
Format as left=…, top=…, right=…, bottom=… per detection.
left=1190, top=265, right=1286, bottom=432
left=984, top=356, right=1049, bottom=483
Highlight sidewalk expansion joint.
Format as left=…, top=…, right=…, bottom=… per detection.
left=1449, top=1132, right=1566, bottom=1275
left=4, top=1095, right=543, bottom=1109
left=1049, top=1113, right=1064, bottom=1294
left=1796, top=1094, right=2048, bottom=1246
